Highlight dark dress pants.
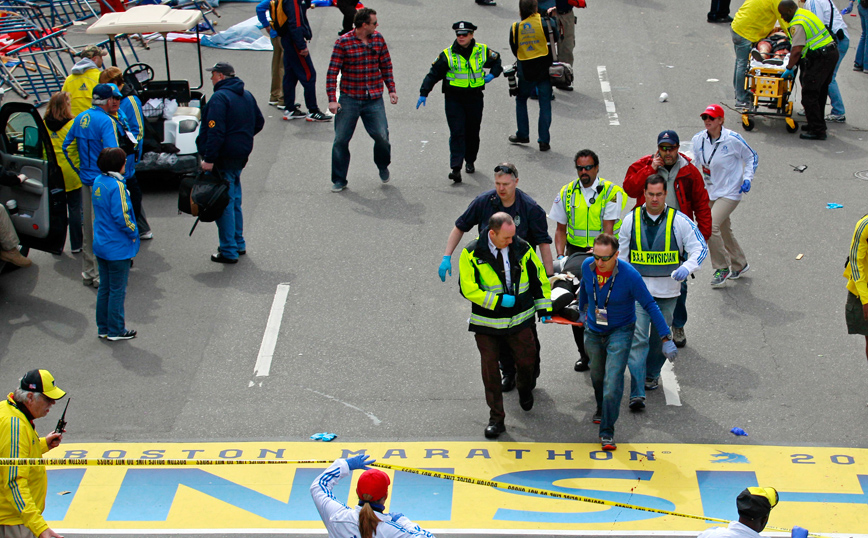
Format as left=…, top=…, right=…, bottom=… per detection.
left=445, top=93, right=484, bottom=169
left=708, top=0, right=731, bottom=19
left=336, top=0, right=357, bottom=34
left=566, top=245, right=592, bottom=359
left=476, top=326, right=537, bottom=423
left=800, top=46, right=839, bottom=135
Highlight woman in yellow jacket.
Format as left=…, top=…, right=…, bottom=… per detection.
left=45, top=92, right=83, bottom=253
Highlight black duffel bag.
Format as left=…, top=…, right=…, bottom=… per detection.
left=178, top=167, right=230, bottom=235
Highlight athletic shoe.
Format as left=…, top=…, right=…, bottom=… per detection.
left=672, top=327, right=686, bottom=348
left=592, top=409, right=602, bottom=424
left=268, top=101, right=279, bottom=106
left=825, top=114, right=846, bottom=123
left=306, top=110, right=333, bottom=122
left=645, top=376, right=659, bottom=390
left=854, top=64, right=864, bottom=71
left=729, top=263, right=750, bottom=279
left=71, top=248, right=82, bottom=253
left=711, top=268, right=731, bottom=288
left=276, top=103, right=286, bottom=110
left=735, top=101, right=753, bottom=111
left=797, top=108, right=806, bottom=116
left=283, top=107, right=306, bottom=120
left=139, top=231, right=153, bottom=240
left=600, top=436, right=617, bottom=451
left=331, top=182, right=347, bottom=193
left=107, top=329, right=137, bottom=341
left=98, top=333, right=107, bottom=339
left=379, top=168, right=390, bottom=183
left=629, top=397, right=646, bottom=411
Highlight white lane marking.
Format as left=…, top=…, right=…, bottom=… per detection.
left=306, top=388, right=382, bottom=425
left=251, top=283, right=291, bottom=380
left=660, top=360, right=681, bottom=406
left=57, top=531, right=840, bottom=536
left=597, top=66, right=620, bottom=126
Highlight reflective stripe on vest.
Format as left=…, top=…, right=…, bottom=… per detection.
left=791, top=8, right=834, bottom=56
left=513, top=14, right=548, bottom=61
left=629, top=207, right=682, bottom=277
left=561, top=178, right=623, bottom=248
left=445, top=44, right=487, bottom=88
left=470, top=305, right=536, bottom=330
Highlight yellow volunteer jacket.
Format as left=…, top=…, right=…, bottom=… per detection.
left=62, top=68, right=101, bottom=118
left=845, top=214, right=868, bottom=304
left=731, top=0, right=790, bottom=43
left=0, top=395, right=51, bottom=536
left=459, top=234, right=551, bottom=335
left=48, top=119, right=82, bottom=192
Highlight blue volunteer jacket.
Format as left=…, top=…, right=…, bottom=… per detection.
left=196, top=77, right=265, bottom=170
left=92, top=172, right=140, bottom=260
left=118, top=94, right=144, bottom=179
left=63, top=106, right=120, bottom=186
left=578, top=258, right=671, bottom=337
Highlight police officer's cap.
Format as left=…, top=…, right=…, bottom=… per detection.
left=453, top=21, right=478, bottom=35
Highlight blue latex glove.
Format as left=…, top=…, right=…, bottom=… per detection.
left=269, top=29, right=278, bottom=38
left=578, top=309, right=587, bottom=325
left=842, top=0, right=853, bottom=14
left=671, top=266, right=690, bottom=282
left=739, top=179, right=751, bottom=193
left=346, top=454, right=375, bottom=470
left=731, top=427, right=749, bottom=436
left=540, top=315, right=552, bottom=323
left=416, top=96, right=426, bottom=109
left=438, top=255, right=452, bottom=281
left=389, top=513, right=405, bottom=522
left=662, top=338, right=678, bottom=360
left=782, top=68, right=795, bottom=79
left=557, top=255, right=566, bottom=260
left=484, top=73, right=494, bottom=83
left=501, top=294, right=516, bottom=307
left=791, top=527, right=808, bottom=538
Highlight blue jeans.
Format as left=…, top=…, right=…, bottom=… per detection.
left=627, top=297, right=677, bottom=400
left=673, top=280, right=687, bottom=329
left=66, top=187, right=82, bottom=251
left=828, top=35, right=849, bottom=115
left=586, top=323, right=636, bottom=438
left=215, top=168, right=244, bottom=259
left=857, top=3, right=868, bottom=69
left=331, top=96, right=391, bottom=186
left=515, top=77, right=552, bottom=144
left=96, top=257, right=130, bottom=337
left=731, top=28, right=753, bottom=103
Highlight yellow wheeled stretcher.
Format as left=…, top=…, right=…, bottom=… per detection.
left=741, top=59, right=799, bottom=133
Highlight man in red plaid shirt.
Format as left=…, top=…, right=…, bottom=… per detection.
left=326, top=7, right=398, bottom=192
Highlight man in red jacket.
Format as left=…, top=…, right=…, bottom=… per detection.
left=623, top=130, right=711, bottom=354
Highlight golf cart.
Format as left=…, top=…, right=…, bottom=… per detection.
left=87, top=5, right=206, bottom=178
left=0, top=101, right=67, bottom=272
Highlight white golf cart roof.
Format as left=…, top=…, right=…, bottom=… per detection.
left=87, top=5, right=202, bottom=35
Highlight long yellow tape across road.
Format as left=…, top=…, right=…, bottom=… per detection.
left=0, top=458, right=824, bottom=537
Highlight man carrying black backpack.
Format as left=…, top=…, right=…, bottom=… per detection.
left=197, top=62, right=265, bottom=264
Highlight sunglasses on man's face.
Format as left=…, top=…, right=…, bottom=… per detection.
left=593, top=254, right=614, bottom=261
left=576, top=164, right=596, bottom=171
left=658, top=146, right=678, bottom=152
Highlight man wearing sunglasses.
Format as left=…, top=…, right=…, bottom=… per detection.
left=618, top=175, right=707, bottom=411
left=440, top=163, right=552, bottom=393
left=549, top=149, right=627, bottom=372
left=577, top=234, right=676, bottom=450
left=623, top=131, right=711, bottom=351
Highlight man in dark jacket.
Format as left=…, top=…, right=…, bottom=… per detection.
left=417, top=21, right=502, bottom=183
left=279, top=0, right=330, bottom=121
left=197, top=62, right=265, bottom=264
left=509, top=0, right=554, bottom=152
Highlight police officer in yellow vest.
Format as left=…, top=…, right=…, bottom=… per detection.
left=418, top=21, right=502, bottom=183
left=549, top=149, right=627, bottom=372
left=458, top=212, right=552, bottom=439
left=778, top=0, right=839, bottom=140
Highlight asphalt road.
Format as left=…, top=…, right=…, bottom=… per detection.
left=1, top=0, right=868, bottom=533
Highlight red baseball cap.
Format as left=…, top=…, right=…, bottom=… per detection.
left=701, top=104, right=724, bottom=119
left=356, top=469, right=390, bottom=500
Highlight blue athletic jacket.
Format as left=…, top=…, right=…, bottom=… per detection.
left=92, top=172, right=140, bottom=260
left=63, top=106, right=120, bottom=186
left=283, top=0, right=312, bottom=50
left=118, top=94, right=144, bottom=179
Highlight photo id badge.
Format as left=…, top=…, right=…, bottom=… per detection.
left=595, top=308, right=609, bottom=326
left=701, top=165, right=712, bottom=185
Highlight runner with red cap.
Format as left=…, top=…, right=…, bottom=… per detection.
left=310, top=454, right=436, bottom=538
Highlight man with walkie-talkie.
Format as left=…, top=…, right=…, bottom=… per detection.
left=0, top=369, right=67, bottom=538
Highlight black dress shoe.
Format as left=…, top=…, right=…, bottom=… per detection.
left=501, top=373, right=516, bottom=392
left=476, top=0, right=496, bottom=5
left=707, top=15, right=733, bottom=22
left=519, top=389, right=534, bottom=411
left=539, top=142, right=551, bottom=152
left=800, top=131, right=827, bottom=140
left=465, top=163, right=475, bottom=174
left=484, top=421, right=505, bottom=438
left=238, top=250, right=247, bottom=256
left=211, top=253, right=238, bottom=264
left=448, top=167, right=462, bottom=182
left=508, top=135, right=530, bottom=144
left=574, top=355, right=590, bottom=372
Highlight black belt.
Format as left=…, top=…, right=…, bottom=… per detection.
left=809, top=43, right=837, bottom=54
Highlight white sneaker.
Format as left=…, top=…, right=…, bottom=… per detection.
left=139, top=231, right=153, bottom=240
left=825, top=114, right=846, bottom=123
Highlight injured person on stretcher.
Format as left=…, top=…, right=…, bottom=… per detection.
left=750, top=31, right=792, bottom=66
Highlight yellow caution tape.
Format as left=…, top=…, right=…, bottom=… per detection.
left=0, top=458, right=827, bottom=537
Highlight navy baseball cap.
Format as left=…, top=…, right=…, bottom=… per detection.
left=206, top=62, right=236, bottom=77
left=93, top=83, right=122, bottom=100
left=657, top=130, right=680, bottom=146
left=453, top=21, right=477, bottom=35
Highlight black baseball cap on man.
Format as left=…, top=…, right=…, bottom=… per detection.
left=20, top=369, right=66, bottom=400
left=736, top=487, right=778, bottom=519
left=206, top=62, right=235, bottom=77
left=453, top=21, right=477, bottom=35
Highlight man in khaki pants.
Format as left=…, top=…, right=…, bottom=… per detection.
left=256, top=0, right=285, bottom=109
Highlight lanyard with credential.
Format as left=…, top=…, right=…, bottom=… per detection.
left=592, top=269, right=616, bottom=310
left=700, top=135, right=721, bottom=167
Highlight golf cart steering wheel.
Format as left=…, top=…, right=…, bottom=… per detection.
left=123, top=63, right=155, bottom=93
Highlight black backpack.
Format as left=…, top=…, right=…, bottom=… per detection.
left=178, top=168, right=230, bottom=235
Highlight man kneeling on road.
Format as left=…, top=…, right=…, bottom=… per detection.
left=577, top=233, right=676, bottom=451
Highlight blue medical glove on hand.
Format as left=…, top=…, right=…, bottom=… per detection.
left=739, top=179, right=751, bottom=193
left=269, top=29, right=278, bottom=38
left=484, top=73, right=494, bottom=83
left=671, top=266, right=690, bottom=282
left=438, top=255, right=452, bottom=281
left=346, top=454, right=375, bottom=470
left=416, top=96, right=426, bottom=109
left=579, top=309, right=588, bottom=325
left=389, top=513, right=405, bottom=522
left=662, top=339, right=678, bottom=360
left=501, top=294, right=516, bottom=307
left=782, top=68, right=795, bottom=79
left=791, top=527, right=808, bottom=538
left=540, top=315, right=552, bottom=323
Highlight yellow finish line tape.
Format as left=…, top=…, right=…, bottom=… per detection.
left=0, top=458, right=827, bottom=537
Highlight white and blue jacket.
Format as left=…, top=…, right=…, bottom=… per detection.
left=310, top=459, right=436, bottom=538
left=691, top=127, right=758, bottom=202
